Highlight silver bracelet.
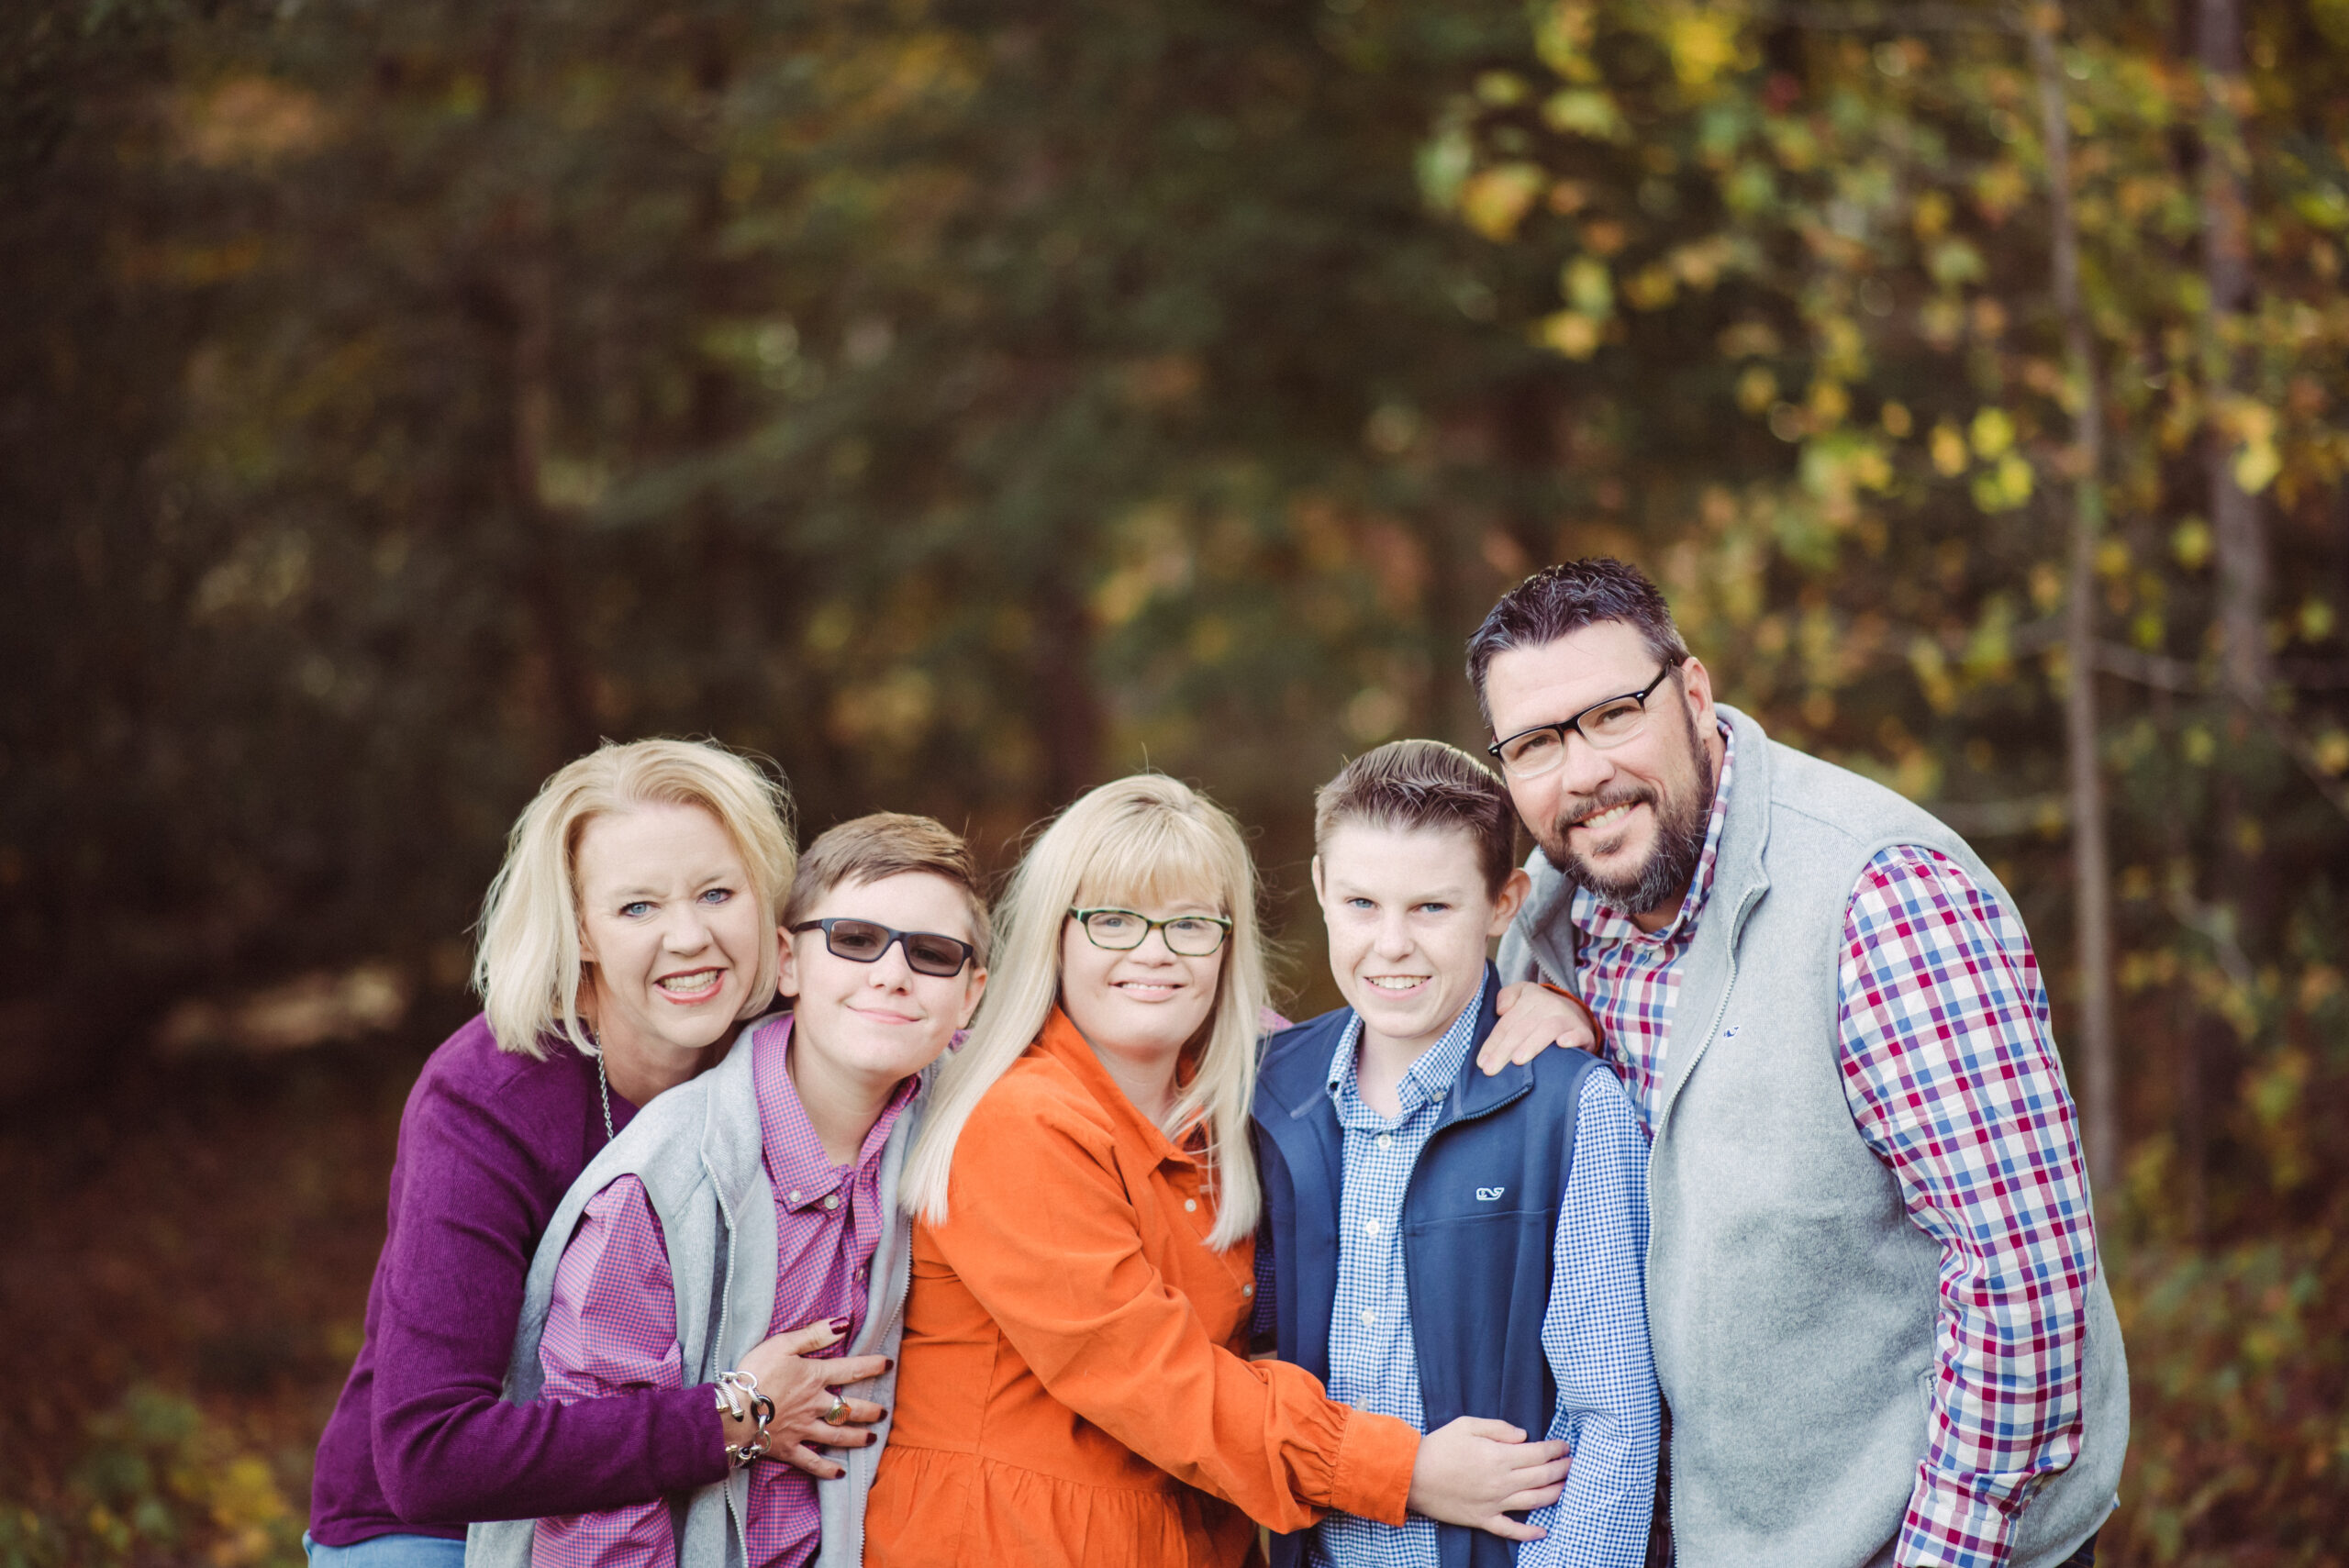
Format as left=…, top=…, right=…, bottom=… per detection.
left=718, top=1371, right=772, bottom=1468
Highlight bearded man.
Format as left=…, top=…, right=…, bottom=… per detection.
left=1474, top=561, right=2125, bottom=1568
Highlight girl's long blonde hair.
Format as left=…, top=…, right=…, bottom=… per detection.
left=899, top=774, right=1268, bottom=1249
left=473, top=738, right=796, bottom=1059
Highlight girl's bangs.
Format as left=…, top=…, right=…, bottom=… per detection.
left=1071, top=809, right=1237, bottom=917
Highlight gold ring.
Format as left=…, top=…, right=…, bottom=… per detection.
left=823, top=1395, right=849, bottom=1425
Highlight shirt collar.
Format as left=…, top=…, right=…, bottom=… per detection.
left=1571, top=717, right=1737, bottom=946
left=1326, top=972, right=1489, bottom=1126
left=1034, top=1006, right=1204, bottom=1167
left=753, top=1013, right=918, bottom=1211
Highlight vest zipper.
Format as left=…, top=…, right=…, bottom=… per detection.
left=1658, top=875, right=1764, bottom=1556
left=706, top=1157, right=750, bottom=1567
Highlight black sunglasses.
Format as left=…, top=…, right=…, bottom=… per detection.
left=788, top=918, right=976, bottom=977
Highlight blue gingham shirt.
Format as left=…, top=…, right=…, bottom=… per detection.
left=1306, top=980, right=1659, bottom=1568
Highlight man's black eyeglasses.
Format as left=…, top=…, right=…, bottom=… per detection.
left=789, top=918, right=976, bottom=977
left=1486, top=662, right=1679, bottom=779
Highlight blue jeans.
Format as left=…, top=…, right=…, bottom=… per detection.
left=302, top=1533, right=467, bottom=1568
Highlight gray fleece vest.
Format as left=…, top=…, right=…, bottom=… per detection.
left=1497, top=706, right=2126, bottom=1568
left=465, top=1012, right=926, bottom=1568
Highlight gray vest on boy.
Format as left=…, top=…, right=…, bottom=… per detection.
left=465, top=1012, right=924, bottom=1568
left=1497, top=705, right=2126, bottom=1568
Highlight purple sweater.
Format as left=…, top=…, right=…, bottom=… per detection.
left=308, top=1015, right=729, bottom=1546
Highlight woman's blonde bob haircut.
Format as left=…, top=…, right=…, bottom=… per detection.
left=899, top=773, right=1268, bottom=1250
left=473, top=739, right=796, bottom=1059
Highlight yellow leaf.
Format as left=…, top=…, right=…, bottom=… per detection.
left=2173, top=517, right=2212, bottom=569
left=1459, top=164, right=1546, bottom=241
left=1912, top=189, right=1953, bottom=239
left=1562, top=255, right=1614, bottom=317
left=1475, top=71, right=1531, bottom=106
left=1930, top=422, right=1968, bottom=476
left=1879, top=401, right=1912, bottom=437
left=1537, top=311, right=1604, bottom=359
left=1807, top=380, right=1850, bottom=428
left=2235, top=435, right=2281, bottom=494
left=1970, top=450, right=2034, bottom=512
left=1624, top=264, right=1677, bottom=310
left=1542, top=88, right=1627, bottom=139
left=1969, top=406, right=2016, bottom=460
left=1736, top=364, right=1778, bottom=413
left=2315, top=729, right=2349, bottom=775
left=1664, top=10, right=1742, bottom=87
left=1533, top=0, right=1599, bottom=82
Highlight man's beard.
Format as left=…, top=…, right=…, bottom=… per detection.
left=1536, top=706, right=1717, bottom=919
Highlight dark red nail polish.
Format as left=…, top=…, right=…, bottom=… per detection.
left=828, top=1316, right=852, bottom=1334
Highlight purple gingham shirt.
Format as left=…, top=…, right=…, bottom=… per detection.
left=532, top=1016, right=914, bottom=1568
left=1572, top=722, right=2098, bottom=1568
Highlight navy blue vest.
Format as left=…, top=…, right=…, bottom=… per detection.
left=1252, top=967, right=1598, bottom=1568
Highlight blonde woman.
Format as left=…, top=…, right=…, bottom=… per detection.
left=864, top=775, right=1574, bottom=1568
left=307, top=740, right=878, bottom=1567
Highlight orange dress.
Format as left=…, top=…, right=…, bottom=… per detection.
left=864, top=1009, right=1419, bottom=1568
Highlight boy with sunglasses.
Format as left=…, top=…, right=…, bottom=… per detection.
left=470, top=814, right=989, bottom=1568
left=1252, top=740, right=1659, bottom=1568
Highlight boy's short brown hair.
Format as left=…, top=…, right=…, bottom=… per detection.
left=784, top=813, right=992, bottom=964
left=1312, top=740, right=1519, bottom=898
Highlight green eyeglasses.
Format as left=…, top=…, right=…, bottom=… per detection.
left=1067, top=906, right=1233, bottom=957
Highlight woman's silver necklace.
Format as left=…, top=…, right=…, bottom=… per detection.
left=584, top=1024, right=614, bottom=1142
left=596, top=1052, right=616, bottom=1142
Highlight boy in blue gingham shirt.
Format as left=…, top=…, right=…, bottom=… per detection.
left=1252, top=740, right=1658, bottom=1568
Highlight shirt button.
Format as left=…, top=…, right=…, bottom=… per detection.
left=1359, top=1307, right=1376, bottom=1328
left=787, top=1190, right=803, bottom=1204
left=1241, top=1283, right=1254, bottom=1297
left=1363, top=1218, right=1381, bottom=1237
left=823, top=1194, right=841, bottom=1211
left=1375, top=1133, right=1393, bottom=1149
left=1184, top=1198, right=1197, bottom=1212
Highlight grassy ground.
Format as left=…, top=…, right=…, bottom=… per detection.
left=0, top=1028, right=434, bottom=1568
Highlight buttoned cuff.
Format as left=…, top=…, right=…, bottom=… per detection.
left=1327, top=1408, right=1419, bottom=1527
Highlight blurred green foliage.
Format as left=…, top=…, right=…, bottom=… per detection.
left=5, top=0, right=2348, bottom=1558
left=0, top=1389, right=303, bottom=1568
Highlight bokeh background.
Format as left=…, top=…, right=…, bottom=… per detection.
left=5, top=0, right=2345, bottom=1562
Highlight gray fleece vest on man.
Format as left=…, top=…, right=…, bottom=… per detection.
left=465, top=1012, right=925, bottom=1568
left=1497, top=705, right=2126, bottom=1568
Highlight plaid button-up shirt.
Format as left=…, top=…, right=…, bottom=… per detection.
left=1571, top=721, right=2099, bottom=1568
left=533, top=1015, right=913, bottom=1568
left=1308, top=980, right=1657, bottom=1568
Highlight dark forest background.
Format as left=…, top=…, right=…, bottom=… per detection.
left=3, top=0, right=2345, bottom=1562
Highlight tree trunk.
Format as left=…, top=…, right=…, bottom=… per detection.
left=2198, top=0, right=2265, bottom=709
left=1033, top=564, right=1104, bottom=806
left=2029, top=12, right=2119, bottom=1206
left=484, top=7, right=598, bottom=762
left=504, top=206, right=601, bottom=762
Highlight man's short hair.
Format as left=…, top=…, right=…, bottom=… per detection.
left=785, top=813, right=992, bottom=965
left=1313, top=740, right=1518, bottom=898
left=1465, top=558, right=1692, bottom=729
